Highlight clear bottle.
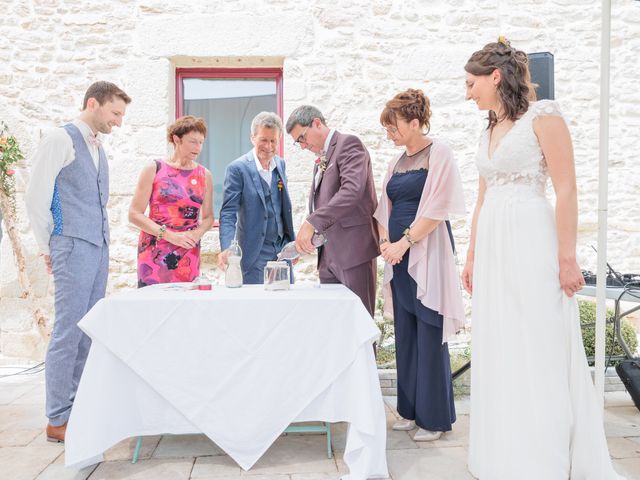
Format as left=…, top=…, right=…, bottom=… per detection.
left=277, top=232, right=328, bottom=261
left=224, top=239, right=243, bottom=288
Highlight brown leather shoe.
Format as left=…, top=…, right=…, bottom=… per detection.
left=46, top=422, right=66, bottom=443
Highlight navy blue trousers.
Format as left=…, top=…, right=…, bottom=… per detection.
left=392, top=281, right=456, bottom=432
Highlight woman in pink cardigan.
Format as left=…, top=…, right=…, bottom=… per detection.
left=374, top=89, right=466, bottom=441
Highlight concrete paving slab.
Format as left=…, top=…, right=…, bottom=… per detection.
left=191, top=455, right=242, bottom=477
left=0, top=384, right=39, bottom=405
left=607, top=436, right=640, bottom=459
left=387, top=446, right=474, bottom=480
left=104, top=435, right=162, bottom=462
left=0, top=445, right=63, bottom=480
left=0, top=427, right=42, bottom=447
left=90, top=458, right=194, bottom=480
left=605, top=392, right=636, bottom=408
left=290, top=474, right=342, bottom=480
left=0, top=403, right=47, bottom=431
left=0, top=372, right=636, bottom=480
left=612, top=458, right=640, bottom=480
left=416, top=415, right=469, bottom=449
left=11, top=386, right=46, bottom=406
left=153, top=434, right=225, bottom=458
left=29, top=431, right=66, bottom=451
left=35, top=452, right=97, bottom=480
left=605, top=407, right=640, bottom=438
left=243, top=435, right=337, bottom=476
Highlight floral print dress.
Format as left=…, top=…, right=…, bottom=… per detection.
left=137, top=160, right=206, bottom=287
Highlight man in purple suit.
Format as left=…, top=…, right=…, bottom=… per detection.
left=286, top=106, right=379, bottom=315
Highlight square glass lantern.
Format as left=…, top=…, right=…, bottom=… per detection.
left=264, top=261, right=290, bottom=290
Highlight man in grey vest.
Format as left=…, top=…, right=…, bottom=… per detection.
left=26, top=81, right=131, bottom=442
left=218, top=112, right=295, bottom=283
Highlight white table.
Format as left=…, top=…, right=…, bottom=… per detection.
left=64, top=284, right=389, bottom=480
left=579, top=285, right=640, bottom=358
left=579, top=285, right=640, bottom=303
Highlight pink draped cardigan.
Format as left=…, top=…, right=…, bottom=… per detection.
left=373, top=139, right=466, bottom=343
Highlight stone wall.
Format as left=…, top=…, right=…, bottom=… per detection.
left=1, top=0, right=639, bottom=359
left=378, top=367, right=626, bottom=397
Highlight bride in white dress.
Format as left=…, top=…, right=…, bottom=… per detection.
left=461, top=38, right=624, bottom=479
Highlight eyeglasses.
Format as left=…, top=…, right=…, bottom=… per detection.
left=381, top=125, right=398, bottom=135
left=293, top=126, right=310, bottom=148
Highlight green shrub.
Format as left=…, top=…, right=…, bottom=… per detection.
left=579, top=300, right=638, bottom=363
left=376, top=345, right=396, bottom=368
left=451, top=347, right=471, bottom=397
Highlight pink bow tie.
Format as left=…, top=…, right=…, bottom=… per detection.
left=87, top=135, right=101, bottom=148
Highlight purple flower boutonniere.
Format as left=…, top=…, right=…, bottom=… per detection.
left=277, top=178, right=284, bottom=191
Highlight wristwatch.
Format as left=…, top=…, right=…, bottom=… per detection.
left=403, top=228, right=416, bottom=246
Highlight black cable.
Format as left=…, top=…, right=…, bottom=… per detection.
left=0, top=362, right=45, bottom=379
left=622, top=282, right=640, bottom=301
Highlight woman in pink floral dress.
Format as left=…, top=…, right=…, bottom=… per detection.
left=129, top=116, right=214, bottom=287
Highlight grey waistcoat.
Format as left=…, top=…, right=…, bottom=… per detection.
left=50, top=123, right=109, bottom=246
left=260, top=170, right=284, bottom=243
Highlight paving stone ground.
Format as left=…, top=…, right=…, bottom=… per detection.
left=1, top=368, right=638, bottom=480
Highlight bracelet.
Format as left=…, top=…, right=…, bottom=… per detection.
left=403, top=228, right=416, bottom=246
left=378, top=238, right=389, bottom=246
left=157, top=224, right=167, bottom=240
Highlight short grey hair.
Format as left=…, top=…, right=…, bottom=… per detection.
left=285, top=105, right=326, bottom=133
left=251, top=112, right=283, bottom=136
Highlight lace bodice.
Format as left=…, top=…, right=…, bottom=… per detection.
left=476, top=100, right=563, bottom=195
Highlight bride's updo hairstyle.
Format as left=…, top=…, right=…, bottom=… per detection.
left=465, top=37, right=537, bottom=128
left=380, top=88, right=431, bottom=135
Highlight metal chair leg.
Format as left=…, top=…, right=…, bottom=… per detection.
left=132, top=436, right=143, bottom=463
left=325, top=422, right=332, bottom=459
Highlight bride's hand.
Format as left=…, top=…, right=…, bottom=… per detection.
left=462, top=259, right=473, bottom=295
left=559, top=258, right=585, bottom=297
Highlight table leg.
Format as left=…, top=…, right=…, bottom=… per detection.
left=615, top=301, right=640, bottom=359
left=132, top=436, right=143, bottom=464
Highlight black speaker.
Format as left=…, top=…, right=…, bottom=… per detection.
left=528, top=52, right=554, bottom=100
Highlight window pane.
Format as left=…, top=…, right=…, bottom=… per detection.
left=183, top=78, right=277, bottom=219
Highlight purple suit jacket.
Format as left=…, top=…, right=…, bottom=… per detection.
left=307, top=131, right=379, bottom=270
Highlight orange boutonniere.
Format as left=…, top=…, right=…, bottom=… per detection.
left=277, top=179, right=284, bottom=191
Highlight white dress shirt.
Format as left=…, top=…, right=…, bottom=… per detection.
left=25, top=120, right=100, bottom=255
left=252, top=149, right=276, bottom=185
left=322, top=129, right=335, bottom=157
left=312, top=128, right=336, bottom=200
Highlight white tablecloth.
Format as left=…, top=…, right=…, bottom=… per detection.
left=65, top=284, right=389, bottom=479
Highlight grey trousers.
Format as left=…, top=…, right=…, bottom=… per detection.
left=46, top=235, right=108, bottom=426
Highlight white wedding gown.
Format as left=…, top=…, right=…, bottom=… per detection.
left=468, top=100, right=624, bottom=479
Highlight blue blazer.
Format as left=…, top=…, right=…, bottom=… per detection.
left=219, top=151, right=295, bottom=273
